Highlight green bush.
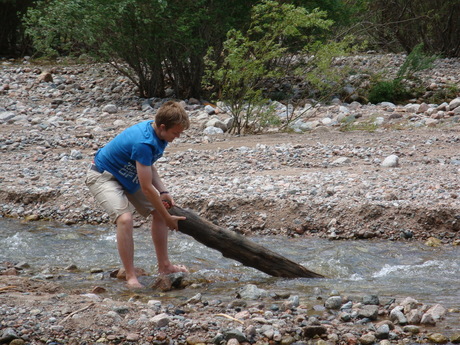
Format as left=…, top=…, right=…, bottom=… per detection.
left=367, top=44, right=436, bottom=104
left=397, top=44, right=437, bottom=80
left=368, top=80, right=407, bottom=104
left=203, top=0, right=351, bottom=134
left=23, top=0, right=254, bottom=99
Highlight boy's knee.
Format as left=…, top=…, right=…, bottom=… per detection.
left=116, top=212, right=133, bottom=227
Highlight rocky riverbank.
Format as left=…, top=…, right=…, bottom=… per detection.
left=0, top=277, right=460, bottom=345
left=1, top=56, right=460, bottom=344
left=1, top=56, right=459, bottom=243
left=1, top=275, right=460, bottom=345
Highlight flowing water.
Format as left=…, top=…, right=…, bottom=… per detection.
left=1, top=218, right=459, bottom=315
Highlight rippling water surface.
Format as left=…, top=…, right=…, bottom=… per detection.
left=1, top=218, right=459, bottom=311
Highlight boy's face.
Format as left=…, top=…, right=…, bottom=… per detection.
left=158, top=124, right=184, bottom=142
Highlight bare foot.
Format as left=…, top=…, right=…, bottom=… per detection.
left=126, top=278, right=145, bottom=289
left=159, top=264, right=189, bottom=275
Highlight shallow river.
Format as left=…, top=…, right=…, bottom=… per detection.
left=1, top=218, right=459, bottom=313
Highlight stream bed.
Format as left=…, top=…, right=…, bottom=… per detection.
left=2, top=218, right=459, bottom=312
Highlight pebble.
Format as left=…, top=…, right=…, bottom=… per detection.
left=428, top=333, right=449, bottom=344
left=381, top=154, right=399, bottom=167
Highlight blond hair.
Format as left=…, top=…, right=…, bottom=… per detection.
left=155, top=101, right=190, bottom=130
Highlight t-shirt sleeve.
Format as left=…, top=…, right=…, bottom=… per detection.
left=131, top=142, right=154, bottom=166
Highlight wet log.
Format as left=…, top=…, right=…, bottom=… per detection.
left=169, top=206, right=324, bottom=278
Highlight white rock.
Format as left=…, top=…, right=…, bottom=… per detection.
left=436, top=102, right=448, bottom=111
left=303, top=120, right=320, bottom=130
left=405, top=104, right=420, bottom=113
left=348, top=101, right=362, bottom=110
left=113, top=119, right=126, bottom=127
left=76, top=118, right=97, bottom=126
left=381, top=102, right=396, bottom=108
left=448, top=97, right=460, bottom=110
left=238, top=284, right=268, bottom=299
left=425, top=118, right=439, bottom=127
left=417, top=103, right=429, bottom=113
left=422, top=304, right=446, bottom=322
left=381, top=155, right=399, bottom=167
left=205, top=118, right=227, bottom=132
left=70, top=150, right=83, bottom=160
left=147, top=299, right=162, bottom=306
left=150, top=313, right=170, bottom=327
left=335, top=113, right=347, bottom=122
left=322, top=117, right=333, bottom=125
left=425, top=108, right=436, bottom=116
left=374, top=117, right=385, bottom=125
left=0, top=111, right=16, bottom=122
left=203, top=126, right=224, bottom=135
left=223, top=116, right=234, bottom=129
left=204, top=104, right=216, bottom=114
left=195, top=111, right=210, bottom=121
left=102, top=104, right=118, bottom=113
left=339, top=106, right=350, bottom=114
left=332, top=157, right=351, bottom=165
left=431, top=111, right=444, bottom=119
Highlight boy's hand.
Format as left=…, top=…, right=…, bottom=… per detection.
left=166, top=215, right=186, bottom=231
left=161, top=193, right=174, bottom=210
left=162, top=199, right=172, bottom=209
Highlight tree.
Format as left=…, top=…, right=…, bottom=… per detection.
left=0, top=0, right=35, bottom=57
left=354, top=0, right=460, bottom=57
left=23, top=0, right=254, bottom=98
left=203, top=0, right=359, bottom=134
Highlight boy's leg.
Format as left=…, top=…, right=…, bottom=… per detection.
left=116, top=212, right=144, bottom=288
left=86, top=169, right=140, bottom=287
left=151, top=209, right=188, bottom=275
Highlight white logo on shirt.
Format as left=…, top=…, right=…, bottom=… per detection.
left=119, top=162, right=138, bottom=184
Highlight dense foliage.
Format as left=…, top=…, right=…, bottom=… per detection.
left=1, top=0, right=458, bottom=108
left=204, top=1, right=326, bottom=133
left=23, top=0, right=254, bottom=98
left=367, top=44, right=437, bottom=104
left=3, top=0, right=459, bottom=62
left=0, top=0, right=34, bottom=57
left=355, top=0, right=460, bottom=57
left=203, top=0, right=360, bottom=134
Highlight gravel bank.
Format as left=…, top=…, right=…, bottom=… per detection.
left=1, top=275, right=460, bottom=345
left=1, top=57, right=459, bottom=243
left=1, top=56, right=460, bottom=344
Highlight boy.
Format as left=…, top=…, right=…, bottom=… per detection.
left=86, top=101, right=190, bottom=288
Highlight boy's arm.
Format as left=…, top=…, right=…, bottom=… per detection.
left=136, top=161, right=184, bottom=230
left=150, top=165, right=174, bottom=208
left=150, top=165, right=167, bottom=194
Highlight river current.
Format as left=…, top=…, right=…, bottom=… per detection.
left=1, top=218, right=459, bottom=312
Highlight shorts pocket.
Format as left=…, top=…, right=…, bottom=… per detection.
left=85, top=170, right=100, bottom=186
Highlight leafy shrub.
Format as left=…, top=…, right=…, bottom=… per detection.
left=367, top=43, right=435, bottom=104
left=396, top=44, right=437, bottom=80
left=23, top=0, right=254, bottom=99
left=368, top=80, right=409, bottom=104
left=203, top=0, right=354, bottom=134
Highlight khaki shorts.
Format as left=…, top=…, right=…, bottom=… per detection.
left=85, top=167, right=154, bottom=223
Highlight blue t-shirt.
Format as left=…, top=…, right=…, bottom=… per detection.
left=94, top=120, right=167, bottom=194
